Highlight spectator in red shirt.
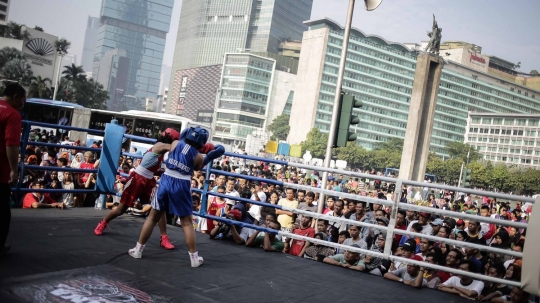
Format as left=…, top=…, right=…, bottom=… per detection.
left=0, top=83, right=25, bottom=256
left=22, top=179, right=65, bottom=209
left=289, top=213, right=315, bottom=257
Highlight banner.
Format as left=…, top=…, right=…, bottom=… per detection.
left=290, top=145, right=302, bottom=158
left=265, top=141, right=278, bottom=153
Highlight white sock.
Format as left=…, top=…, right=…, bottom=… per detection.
left=135, top=242, right=145, bottom=252
left=189, top=251, right=198, bottom=260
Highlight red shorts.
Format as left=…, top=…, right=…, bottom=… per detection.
left=120, top=173, right=156, bottom=207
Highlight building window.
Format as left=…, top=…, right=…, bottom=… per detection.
left=492, top=118, right=502, bottom=124
left=472, top=117, right=481, bottom=123
left=516, top=119, right=527, bottom=126
left=525, top=131, right=536, bottom=137
left=504, top=119, right=514, bottom=125
left=482, top=118, right=491, bottom=124
left=528, top=119, right=539, bottom=127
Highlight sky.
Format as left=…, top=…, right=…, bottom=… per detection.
left=9, top=0, right=540, bottom=73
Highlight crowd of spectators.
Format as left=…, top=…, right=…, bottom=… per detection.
left=14, top=135, right=534, bottom=302
left=188, top=155, right=533, bottom=303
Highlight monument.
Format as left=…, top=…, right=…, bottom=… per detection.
left=398, top=15, right=445, bottom=182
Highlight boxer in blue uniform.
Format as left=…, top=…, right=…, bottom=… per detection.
left=129, top=127, right=224, bottom=267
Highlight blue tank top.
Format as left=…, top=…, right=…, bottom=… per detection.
left=164, top=141, right=198, bottom=176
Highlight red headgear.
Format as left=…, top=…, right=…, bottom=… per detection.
left=162, top=128, right=180, bottom=141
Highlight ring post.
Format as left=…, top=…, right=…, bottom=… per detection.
left=384, top=180, right=402, bottom=257
left=200, top=160, right=213, bottom=216
left=15, top=122, right=32, bottom=207
left=96, top=120, right=124, bottom=200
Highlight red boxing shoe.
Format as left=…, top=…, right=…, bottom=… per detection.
left=160, top=235, right=175, bottom=250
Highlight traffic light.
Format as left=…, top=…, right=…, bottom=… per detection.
left=462, top=168, right=472, bottom=187
left=334, top=93, right=362, bottom=147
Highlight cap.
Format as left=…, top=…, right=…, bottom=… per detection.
left=456, top=219, right=465, bottom=226
left=400, top=239, right=416, bottom=252
left=227, top=209, right=242, bottom=220
left=431, top=218, right=444, bottom=226
left=376, top=217, right=390, bottom=226
left=419, top=212, right=430, bottom=218
left=444, top=218, right=457, bottom=228
left=226, top=199, right=235, bottom=206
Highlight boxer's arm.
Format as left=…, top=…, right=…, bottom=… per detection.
left=193, top=154, right=204, bottom=171
left=152, top=143, right=171, bottom=155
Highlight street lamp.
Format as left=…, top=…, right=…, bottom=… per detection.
left=318, top=0, right=383, bottom=214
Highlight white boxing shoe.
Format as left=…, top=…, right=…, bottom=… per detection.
left=191, top=256, right=204, bottom=267
left=128, top=247, right=142, bottom=259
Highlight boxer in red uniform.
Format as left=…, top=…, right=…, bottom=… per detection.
left=94, top=128, right=180, bottom=250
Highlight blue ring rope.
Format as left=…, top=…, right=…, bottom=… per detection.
left=209, top=169, right=284, bottom=187
left=122, top=152, right=143, bottom=159
left=193, top=212, right=279, bottom=235
left=23, top=141, right=101, bottom=152
left=123, top=134, right=157, bottom=143
left=202, top=191, right=282, bottom=209
left=23, top=165, right=98, bottom=174
left=23, top=120, right=105, bottom=135
left=222, top=152, right=288, bottom=166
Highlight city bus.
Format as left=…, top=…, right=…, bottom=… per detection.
left=384, top=168, right=437, bottom=183
left=24, top=99, right=210, bottom=145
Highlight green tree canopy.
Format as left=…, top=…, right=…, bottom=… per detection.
left=267, top=114, right=290, bottom=141
left=54, top=38, right=71, bottom=56
left=373, top=137, right=404, bottom=154
left=300, top=128, right=328, bottom=159
left=28, top=76, right=52, bottom=99
left=444, top=141, right=481, bottom=163
left=530, top=70, right=539, bottom=77
left=34, top=26, right=44, bottom=32
left=5, top=22, right=30, bottom=40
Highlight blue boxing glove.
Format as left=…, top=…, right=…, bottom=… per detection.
left=203, top=145, right=225, bottom=166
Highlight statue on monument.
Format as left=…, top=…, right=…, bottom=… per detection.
left=425, top=14, right=442, bottom=55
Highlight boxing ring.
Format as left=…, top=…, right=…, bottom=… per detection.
left=4, top=119, right=539, bottom=303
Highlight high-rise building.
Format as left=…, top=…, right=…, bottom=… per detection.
left=465, top=113, right=540, bottom=169
left=288, top=19, right=540, bottom=157
left=0, top=0, right=10, bottom=22
left=166, top=0, right=313, bottom=113
left=81, top=17, right=100, bottom=74
left=93, top=0, right=173, bottom=111
left=213, top=53, right=276, bottom=146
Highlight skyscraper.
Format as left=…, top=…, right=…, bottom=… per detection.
left=167, top=0, right=313, bottom=113
left=81, top=17, right=100, bottom=74
left=93, top=0, right=173, bottom=111
left=0, top=0, right=10, bottom=22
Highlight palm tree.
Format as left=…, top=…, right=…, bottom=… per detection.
left=0, top=47, right=25, bottom=67
left=28, top=76, right=52, bottom=99
left=54, top=38, right=71, bottom=57
left=0, top=58, right=33, bottom=86
left=62, top=64, right=86, bottom=82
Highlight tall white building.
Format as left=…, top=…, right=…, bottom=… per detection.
left=81, top=17, right=100, bottom=74
left=464, top=113, right=540, bottom=169
left=0, top=0, right=10, bottom=22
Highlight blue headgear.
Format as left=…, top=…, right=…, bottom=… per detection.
left=184, top=126, right=209, bottom=148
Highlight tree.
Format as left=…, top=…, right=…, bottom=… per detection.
left=530, top=70, right=539, bottom=77
left=5, top=22, right=30, bottom=40
left=267, top=114, right=290, bottom=141
left=490, top=163, right=509, bottom=191
left=28, top=76, right=52, bottom=99
left=373, top=137, right=404, bottom=154
left=1, top=58, right=33, bottom=86
left=300, top=128, right=328, bottom=159
left=34, top=26, right=44, bottom=32
left=54, top=38, right=71, bottom=56
left=0, top=47, right=25, bottom=68
left=335, top=141, right=369, bottom=168
left=444, top=141, right=481, bottom=163
left=62, top=64, right=85, bottom=82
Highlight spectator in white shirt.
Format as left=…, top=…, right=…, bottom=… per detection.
left=437, top=260, right=484, bottom=299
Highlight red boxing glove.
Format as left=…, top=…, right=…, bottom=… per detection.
left=198, top=143, right=215, bottom=154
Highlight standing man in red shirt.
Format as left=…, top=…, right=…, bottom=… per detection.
left=0, top=83, right=26, bottom=256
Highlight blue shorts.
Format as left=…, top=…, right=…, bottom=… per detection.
left=151, top=174, right=192, bottom=217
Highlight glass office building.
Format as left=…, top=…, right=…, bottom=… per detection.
left=289, top=19, right=540, bottom=157
left=93, top=0, right=173, bottom=111
left=167, top=0, right=312, bottom=113
left=213, top=53, right=276, bottom=146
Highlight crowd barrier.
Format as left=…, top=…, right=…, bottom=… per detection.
left=13, top=119, right=540, bottom=296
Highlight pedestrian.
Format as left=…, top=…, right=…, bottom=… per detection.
left=0, top=83, right=26, bottom=256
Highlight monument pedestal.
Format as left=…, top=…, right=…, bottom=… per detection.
left=399, top=53, right=444, bottom=182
